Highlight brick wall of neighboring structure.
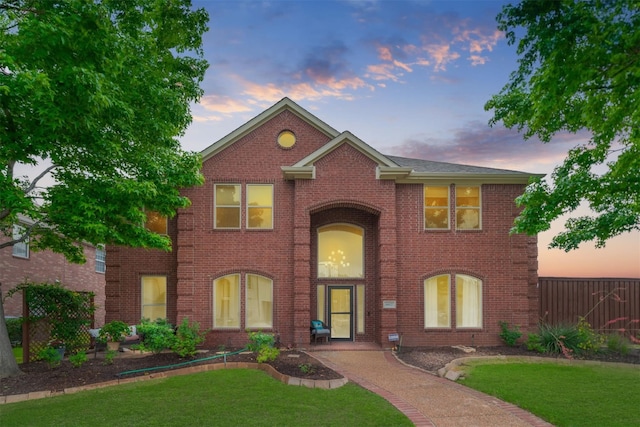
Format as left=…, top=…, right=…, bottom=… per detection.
left=0, top=241, right=106, bottom=326
left=106, top=99, right=540, bottom=348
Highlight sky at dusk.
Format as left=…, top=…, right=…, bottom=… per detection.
left=180, top=0, right=639, bottom=278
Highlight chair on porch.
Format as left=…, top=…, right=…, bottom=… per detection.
left=310, top=320, right=331, bottom=344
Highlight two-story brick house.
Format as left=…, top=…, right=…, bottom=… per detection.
left=106, top=97, right=541, bottom=348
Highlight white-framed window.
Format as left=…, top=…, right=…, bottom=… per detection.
left=456, top=275, right=483, bottom=328
left=145, top=210, right=168, bottom=234
left=213, top=274, right=240, bottom=328
left=12, top=224, right=29, bottom=259
left=424, top=274, right=483, bottom=329
left=424, top=275, right=450, bottom=328
left=317, top=224, right=364, bottom=278
left=247, top=184, right=273, bottom=229
left=246, top=274, right=273, bottom=328
left=141, top=276, right=167, bottom=321
left=424, top=186, right=450, bottom=229
left=214, top=184, right=241, bottom=229
left=95, top=245, right=106, bottom=273
left=455, top=186, right=481, bottom=230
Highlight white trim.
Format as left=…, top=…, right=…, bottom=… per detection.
left=202, top=98, right=339, bottom=162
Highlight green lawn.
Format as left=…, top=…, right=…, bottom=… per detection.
left=0, top=369, right=412, bottom=427
left=11, top=347, right=22, bottom=364
left=459, top=360, right=640, bottom=427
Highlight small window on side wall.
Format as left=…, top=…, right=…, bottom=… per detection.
left=95, top=245, right=106, bottom=273
left=145, top=211, right=168, bottom=234
left=12, top=224, right=29, bottom=259
left=141, top=276, right=167, bottom=321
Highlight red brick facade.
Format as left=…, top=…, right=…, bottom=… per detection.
left=0, top=238, right=106, bottom=326
left=106, top=98, right=539, bottom=348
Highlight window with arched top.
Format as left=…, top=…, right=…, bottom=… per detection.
left=317, top=224, right=364, bottom=278
left=213, top=274, right=240, bottom=328
left=456, top=275, right=482, bottom=328
left=424, top=275, right=450, bottom=328
left=424, top=274, right=483, bottom=329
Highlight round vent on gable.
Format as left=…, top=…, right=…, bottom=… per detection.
left=277, top=130, right=296, bottom=148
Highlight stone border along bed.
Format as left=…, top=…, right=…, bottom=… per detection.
left=0, top=356, right=348, bottom=405
left=429, top=354, right=640, bottom=382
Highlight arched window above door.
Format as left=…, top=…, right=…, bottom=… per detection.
left=317, top=224, right=364, bottom=278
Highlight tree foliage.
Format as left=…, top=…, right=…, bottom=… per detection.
left=0, top=0, right=208, bottom=379
left=0, top=0, right=208, bottom=262
left=485, top=0, right=640, bottom=250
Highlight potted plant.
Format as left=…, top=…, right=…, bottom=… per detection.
left=98, top=321, right=131, bottom=351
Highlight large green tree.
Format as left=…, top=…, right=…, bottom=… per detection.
left=486, top=0, right=640, bottom=250
left=0, top=0, right=208, bottom=378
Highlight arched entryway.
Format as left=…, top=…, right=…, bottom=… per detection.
left=310, top=205, right=379, bottom=342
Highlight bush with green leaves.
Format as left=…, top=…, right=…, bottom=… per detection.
left=172, top=318, right=207, bottom=358
left=537, top=322, right=582, bottom=357
left=69, top=351, right=88, bottom=368
left=137, top=318, right=175, bottom=354
left=525, top=333, right=545, bottom=353
left=606, top=334, right=631, bottom=356
left=247, top=331, right=279, bottom=363
left=103, top=349, right=118, bottom=365
left=576, top=316, right=605, bottom=353
left=37, top=346, right=62, bottom=368
left=498, top=321, right=522, bottom=347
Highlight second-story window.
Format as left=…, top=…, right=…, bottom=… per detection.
left=456, top=186, right=481, bottom=230
left=145, top=211, right=168, bottom=234
left=247, top=184, right=273, bottom=229
left=214, top=184, right=241, bottom=229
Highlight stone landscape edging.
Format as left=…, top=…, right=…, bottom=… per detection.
left=438, top=354, right=640, bottom=381
left=0, top=360, right=348, bottom=405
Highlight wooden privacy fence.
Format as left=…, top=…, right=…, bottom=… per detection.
left=538, top=277, right=640, bottom=335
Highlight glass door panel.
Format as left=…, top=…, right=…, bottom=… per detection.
left=329, top=287, right=353, bottom=340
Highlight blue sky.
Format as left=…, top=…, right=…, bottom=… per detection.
left=182, top=0, right=639, bottom=277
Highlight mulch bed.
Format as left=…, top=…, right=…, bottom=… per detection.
left=2, top=345, right=638, bottom=397
left=0, top=349, right=341, bottom=397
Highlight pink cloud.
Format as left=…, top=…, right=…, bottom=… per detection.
left=423, top=43, right=460, bottom=72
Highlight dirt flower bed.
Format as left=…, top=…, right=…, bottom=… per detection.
left=0, top=349, right=341, bottom=397
left=3, top=345, right=638, bottom=397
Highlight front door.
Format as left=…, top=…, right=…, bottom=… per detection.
left=329, top=286, right=353, bottom=340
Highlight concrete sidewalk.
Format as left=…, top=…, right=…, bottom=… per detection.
left=313, top=350, right=553, bottom=427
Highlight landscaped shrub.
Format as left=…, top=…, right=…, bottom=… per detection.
left=247, top=331, right=279, bottom=363
left=172, top=317, right=207, bottom=358
left=137, top=318, right=175, bottom=354
left=606, top=333, right=631, bottom=356
left=576, top=316, right=605, bottom=353
left=538, top=322, right=582, bottom=357
left=69, top=351, right=88, bottom=368
left=525, top=333, right=545, bottom=353
left=37, top=346, right=62, bottom=368
left=498, top=321, right=522, bottom=347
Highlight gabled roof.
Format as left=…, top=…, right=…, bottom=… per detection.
left=281, top=131, right=407, bottom=180
left=200, top=97, right=339, bottom=162
left=202, top=97, right=544, bottom=184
